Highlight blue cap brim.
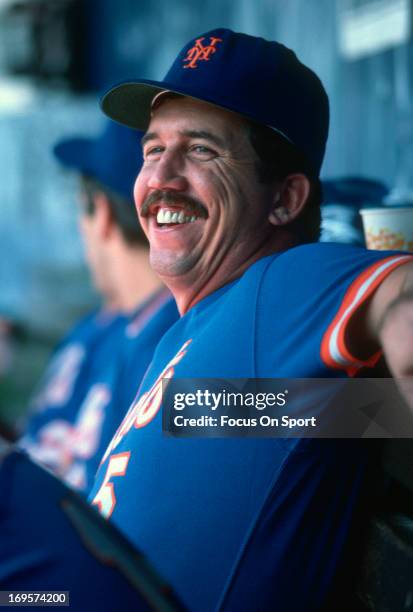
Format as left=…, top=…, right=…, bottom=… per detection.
left=101, top=78, right=292, bottom=149
left=101, top=80, right=170, bottom=130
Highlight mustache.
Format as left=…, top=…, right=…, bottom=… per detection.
left=140, top=190, right=208, bottom=218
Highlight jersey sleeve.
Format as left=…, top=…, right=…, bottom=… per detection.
left=256, top=243, right=413, bottom=377
left=320, top=252, right=413, bottom=375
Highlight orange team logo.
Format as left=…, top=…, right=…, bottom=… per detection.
left=183, top=37, right=223, bottom=69
left=99, top=339, right=192, bottom=465
left=93, top=339, right=192, bottom=519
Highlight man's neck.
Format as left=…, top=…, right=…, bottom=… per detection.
left=164, top=232, right=298, bottom=315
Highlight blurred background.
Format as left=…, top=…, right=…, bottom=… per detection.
left=1, top=0, right=413, bottom=425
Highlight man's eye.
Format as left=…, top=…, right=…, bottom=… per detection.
left=189, top=145, right=216, bottom=159
left=144, top=146, right=163, bottom=159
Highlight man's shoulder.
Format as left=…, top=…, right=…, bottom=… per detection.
left=268, top=242, right=364, bottom=266
left=247, top=242, right=399, bottom=320
left=59, top=308, right=108, bottom=344
left=258, top=242, right=396, bottom=280
left=202, top=244, right=359, bottom=311
left=235, top=243, right=360, bottom=292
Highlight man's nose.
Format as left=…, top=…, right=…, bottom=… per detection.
left=147, top=152, right=188, bottom=192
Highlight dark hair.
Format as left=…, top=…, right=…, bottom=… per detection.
left=80, top=175, right=147, bottom=247
left=246, top=121, right=322, bottom=243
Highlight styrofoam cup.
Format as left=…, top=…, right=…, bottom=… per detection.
left=359, top=206, right=413, bottom=251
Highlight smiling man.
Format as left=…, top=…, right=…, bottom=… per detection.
left=89, top=29, right=413, bottom=611
left=137, top=97, right=306, bottom=314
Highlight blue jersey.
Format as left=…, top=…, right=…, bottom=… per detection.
left=0, top=449, right=183, bottom=611
left=27, top=309, right=124, bottom=414
left=83, top=291, right=179, bottom=491
left=89, top=244, right=413, bottom=612
left=20, top=308, right=127, bottom=491
left=21, top=290, right=178, bottom=493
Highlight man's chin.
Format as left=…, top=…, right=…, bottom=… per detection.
left=149, top=250, right=198, bottom=280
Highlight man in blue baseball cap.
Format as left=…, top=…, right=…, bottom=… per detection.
left=0, top=118, right=181, bottom=607
left=86, top=28, right=413, bottom=611
left=0, top=27, right=408, bottom=611
left=20, top=119, right=178, bottom=494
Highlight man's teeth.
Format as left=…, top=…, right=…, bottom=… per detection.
left=156, top=209, right=197, bottom=224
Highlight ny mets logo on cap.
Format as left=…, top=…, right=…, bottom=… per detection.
left=183, top=36, right=223, bottom=69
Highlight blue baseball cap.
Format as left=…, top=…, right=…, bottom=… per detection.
left=100, top=28, right=329, bottom=176
left=53, top=120, right=144, bottom=202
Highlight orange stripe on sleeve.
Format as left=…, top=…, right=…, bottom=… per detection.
left=321, top=255, right=413, bottom=376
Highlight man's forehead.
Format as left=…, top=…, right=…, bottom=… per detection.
left=144, top=95, right=248, bottom=142
left=141, top=127, right=227, bottom=149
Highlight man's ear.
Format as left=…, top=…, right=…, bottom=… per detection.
left=93, top=192, right=115, bottom=239
left=268, top=174, right=311, bottom=227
